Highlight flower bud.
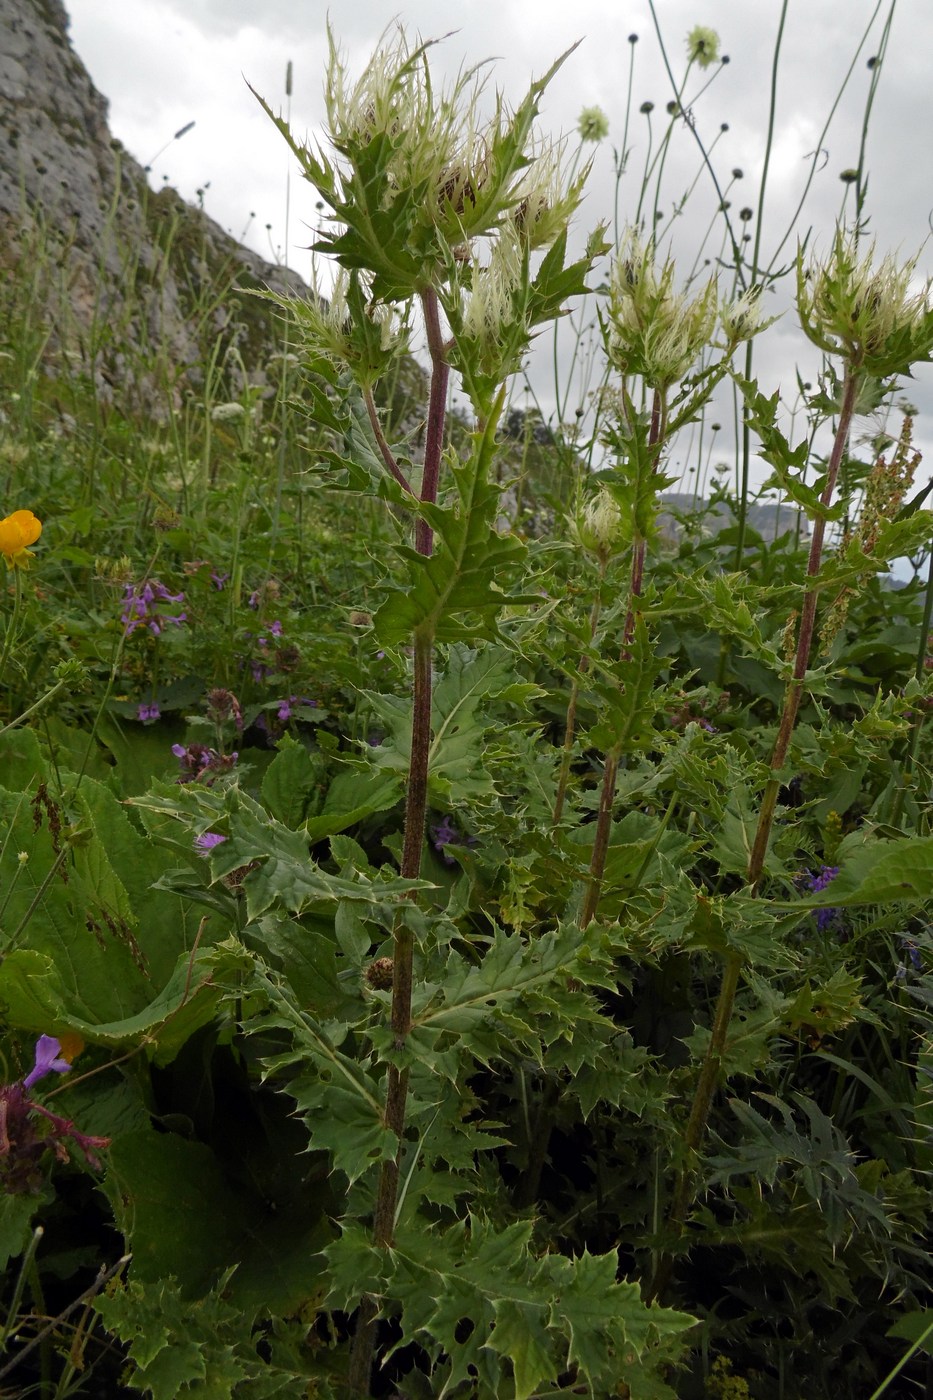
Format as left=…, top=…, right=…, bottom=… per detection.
left=210, top=402, right=246, bottom=423
left=575, top=489, right=627, bottom=562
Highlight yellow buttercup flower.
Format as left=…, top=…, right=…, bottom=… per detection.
left=0, top=509, right=42, bottom=567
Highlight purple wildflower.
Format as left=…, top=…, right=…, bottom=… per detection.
left=276, top=694, right=317, bottom=723
left=0, top=1035, right=109, bottom=1193
left=432, top=815, right=458, bottom=850
left=807, top=865, right=840, bottom=893
left=195, top=832, right=227, bottom=853
left=210, top=570, right=229, bottom=590
left=430, top=815, right=478, bottom=866
left=171, top=743, right=238, bottom=784
left=270, top=619, right=283, bottom=636
left=248, top=590, right=261, bottom=609
left=23, top=1035, right=72, bottom=1091
left=137, top=702, right=161, bottom=723
left=121, top=579, right=186, bottom=636
left=805, top=865, right=842, bottom=933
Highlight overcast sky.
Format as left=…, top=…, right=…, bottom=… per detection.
left=64, top=0, right=933, bottom=496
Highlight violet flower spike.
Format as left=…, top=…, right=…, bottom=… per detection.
left=805, top=865, right=842, bottom=933
left=23, top=1035, right=72, bottom=1090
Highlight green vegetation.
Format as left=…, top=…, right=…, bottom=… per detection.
left=1, top=10, right=932, bottom=1398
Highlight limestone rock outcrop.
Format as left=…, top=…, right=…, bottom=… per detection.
left=0, top=0, right=302, bottom=409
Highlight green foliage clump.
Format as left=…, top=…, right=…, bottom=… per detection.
left=1, top=13, right=933, bottom=1400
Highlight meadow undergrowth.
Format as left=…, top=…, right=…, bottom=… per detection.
left=1, top=9, right=932, bottom=1399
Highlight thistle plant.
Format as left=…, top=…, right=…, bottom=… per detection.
left=751, top=233, right=933, bottom=884
left=4, top=12, right=933, bottom=1399
left=650, top=230, right=933, bottom=1298
left=256, top=25, right=606, bottom=1389
left=576, top=232, right=759, bottom=927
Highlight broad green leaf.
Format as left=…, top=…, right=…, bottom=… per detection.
left=374, top=412, right=536, bottom=646
left=260, top=734, right=325, bottom=828
left=105, top=1127, right=329, bottom=1313
left=888, top=1310, right=933, bottom=1352
left=307, top=765, right=403, bottom=841
left=774, top=834, right=933, bottom=910
left=489, top=1296, right=552, bottom=1399
left=363, top=644, right=523, bottom=803
left=0, top=942, right=248, bottom=1065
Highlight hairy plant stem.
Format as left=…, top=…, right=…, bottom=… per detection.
left=348, top=288, right=448, bottom=1398
left=579, top=390, right=663, bottom=928
left=416, top=289, right=450, bottom=556
left=649, top=365, right=859, bottom=1304
left=0, top=678, right=68, bottom=739
left=552, top=561, right=607, bottom=826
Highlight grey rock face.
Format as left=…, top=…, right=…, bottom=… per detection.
left=0, top=0, right=303, bottom=409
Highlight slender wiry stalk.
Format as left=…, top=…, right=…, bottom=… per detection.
left=0, top=678, right=69, bottom=739
left=649, top=366, right=859, bottom=1303
left=0, top=567, right=23, bottom=694
left=1, top=846, right=69, bottom=961
left=348, top=289, right=448, bottom=1398
left=646, top=4, right=746, bottom=290
left=734, top=0, right=789, bottom=570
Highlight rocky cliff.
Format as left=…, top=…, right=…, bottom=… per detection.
left=0, top=0, right=302, bottom=410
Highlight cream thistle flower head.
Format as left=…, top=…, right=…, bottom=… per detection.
left=462, top=234, right=525, bottom=346
left=0, top=509, right=42, bottom=568
left=575, top=489, right=627, bottom=562
left=719, top=287, right=776, bottom=346
left=577, top=106, right=609, bottom=143
left=607, top=232, right=718, bottom=388
left=305, top=23, right=585, bottom=300
left=510, top=137, right=589, bottom=252
left=797, top=230, right=933, bottom=377
left=282, top=268, right=406, bottom=385
left=686, top=26, right=721, bottom=68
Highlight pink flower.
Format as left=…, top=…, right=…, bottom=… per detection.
left=195, top=832, right=227, bottom=853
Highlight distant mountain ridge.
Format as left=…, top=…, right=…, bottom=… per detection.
left=659, top=492, right=808, bottom=541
